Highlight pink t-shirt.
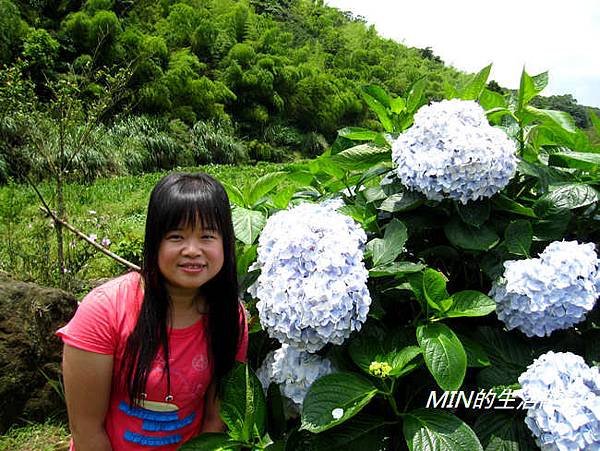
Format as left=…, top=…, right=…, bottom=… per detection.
left=56, top=272, right=248, bottom=450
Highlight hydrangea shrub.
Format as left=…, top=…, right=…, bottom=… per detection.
left=491, top=240, right=600, bottom=337
left=249, top=202, right=371, bottom=352
left=256, top=344, right=333, bottom=417
left=391, top=99, right=517, bottom=204
left=518, top=351, right=600, bottom=450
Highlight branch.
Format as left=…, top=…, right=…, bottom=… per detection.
left=38, top=205, right=141, bottom=272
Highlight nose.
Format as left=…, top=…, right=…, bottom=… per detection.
left=181, top=238, right=204, bottom=256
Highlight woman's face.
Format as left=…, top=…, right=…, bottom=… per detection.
left=158, top=223, right=224, bottom=299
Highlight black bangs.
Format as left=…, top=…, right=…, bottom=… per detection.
left=146, top=172, right=232, bottom=242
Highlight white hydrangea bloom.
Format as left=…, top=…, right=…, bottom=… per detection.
left=256, top=344, right=333, bottom=416
left=249, top=202, right=371, bottom=352
left=490, top=241, right=600, bottom=337
left=517, top=351, right=600, bottom=450
left=391, top=99, right=517, bottom=204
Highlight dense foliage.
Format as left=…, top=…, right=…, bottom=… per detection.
left=0, top=0, right=469, bottom=184
left=180, top=67, right=600, bottom=450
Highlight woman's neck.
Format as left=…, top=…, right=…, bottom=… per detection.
left=167, top=288, right=208, bottom=328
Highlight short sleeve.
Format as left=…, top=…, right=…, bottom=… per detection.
left=56, top=288, right=117, bottom=355
left=235, top=303, right=249, bottom=362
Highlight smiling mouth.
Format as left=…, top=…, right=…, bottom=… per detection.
left=179, top=263, right=207, bottom=271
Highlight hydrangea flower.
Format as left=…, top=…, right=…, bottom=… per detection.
left=517, top=351, right=600, bottom=450
left=249, top=202, right=371, bottom=352
left=391, top=99, right=517, bottom=204
left=490, top=241, right=600, bottom=337
left=256, top=344, right=333, bottom=416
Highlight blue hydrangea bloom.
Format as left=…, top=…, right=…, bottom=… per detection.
left=391, top=99, right=517, bottom=204
left=256, top=344, right=333, bottom=417
left=248, top=202, right=371, bottom=352
left=490, top=241, right=600, bottom=337
left=518, top=351, right=600, bottom=450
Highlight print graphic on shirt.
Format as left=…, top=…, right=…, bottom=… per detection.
left=119, top=353, right=208, bottom=447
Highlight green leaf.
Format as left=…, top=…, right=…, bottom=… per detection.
left=461, top=64, right=492, bottom=100
left=349, top=333, right=422, bottom=378
left=247, top=172, right=286, bottom=207
left=301, top=373, right=378, bottom=433
left=479, top=89, right=507, bottom=111
left=338, top=127, right=380, bottom=142
left=407, top=78, right=426, bottom=113
left=518, top=70, right=548, bottom=110
left=492, top=195, right=536, bottom=218
left=456, top=200, right=491, bottom=227
left=329, top=144, right=391, bottom=171
left=548, top=151, right=600, bottom=171
left=504, top=220, right=532, bottom=257
left=266, top=383, right=286, bottom=440
left=379, top=191, right=423, bottom=212
left=457, top=334, right=491, bottom=367
left=231, top=206, right=266, bottom=245
left=403, top=409, right=483, bottom=451
left=368, top=261, right=425, bottom=278
left=363, top=85, right=391, bottom=108
left=422, top=269, right=450, bottom=311
left=532, top=211, right=571, bottom=241
left=417, top=324, right=467, bottom=391
left=373, top=219, right=408, bottom=266
left=223, top=182, right=245, bottom=207
left=474, top=411, right=538, bottom=451
left=444, top=291, right=496, bottom=318
left=180, top=433, right=241, bottom=450
left=589, top=109, right=600, bottom=135
left=220, top=363, right=266, bottom=441
left=535, top=183, right=599, bottom=212
left=361, top=91, right=393, bottom=132
left=523, top=106, right=577, bottom=133
left=303, top=414, right=390, bottom=451
left=390, top=96, right=406, bottom=114
left=444, top=218, right=499, bottom=251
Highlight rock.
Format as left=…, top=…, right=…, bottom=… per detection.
left=0, top=274, right=77, bottom=433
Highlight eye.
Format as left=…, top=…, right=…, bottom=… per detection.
left=166, top=233, right=183, bottom=241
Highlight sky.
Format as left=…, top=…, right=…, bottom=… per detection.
left=325, top=0, right=600, bottom=108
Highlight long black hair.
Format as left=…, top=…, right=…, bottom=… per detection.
left=122, top=172, right=240, bottom=404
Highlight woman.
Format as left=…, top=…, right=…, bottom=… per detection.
left=57, top=172, right=248, bottom=450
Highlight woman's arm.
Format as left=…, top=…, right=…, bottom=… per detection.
left=200, top=380, right=226, bottom=433
left=62, top=344, right=114, bottom=451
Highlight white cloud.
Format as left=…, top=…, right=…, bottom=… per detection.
left=325, top=0, right=600, bottom=107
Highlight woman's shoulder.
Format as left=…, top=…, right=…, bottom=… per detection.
left=83, top=271, right=142, bottom=308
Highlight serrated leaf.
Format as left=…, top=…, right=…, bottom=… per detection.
left=504, top=220, right=532, bottom=257
left=444, top=291, right=496, bottom=318
left=220, top=363, right=266, bottom=441
left=338, top=127, right=380, bottom=142
left=456, top=200, right=491, bottom=227
left=417, top=324, right=467, bottom=391
left=407, top=78, right=426, bottom=113
left=492, top=195, right=536, bottom=218
left=518, top=70, right=548, bottom=110
left=461, top=64, right=492, bottom=100
left=362, top=91, right=393, bottom=132
left=548, top=151, right=600, bottom=171
left=422, top=269, right=449, bottom=311
left=474, top=411, right=538, bottom=451
left=444, top=218, right=499, bottom=251
left=368, top=261, right=425, bottom=278
left=535, top=183, right=599, bottom=211
left=329, top=144, right=391, bottom=171
left=366, top=219, right=407, bottom=266
left=301, top=373, right=378, bottom=433
left=523, top=105, right=576, bottom=133
left=379, top=191, right=423, bottom=212
left=403, top=409, right=483, bottom=451
left=247, top=172, right=286, bottom=207
left=231, top=206, right=266, bottom=245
